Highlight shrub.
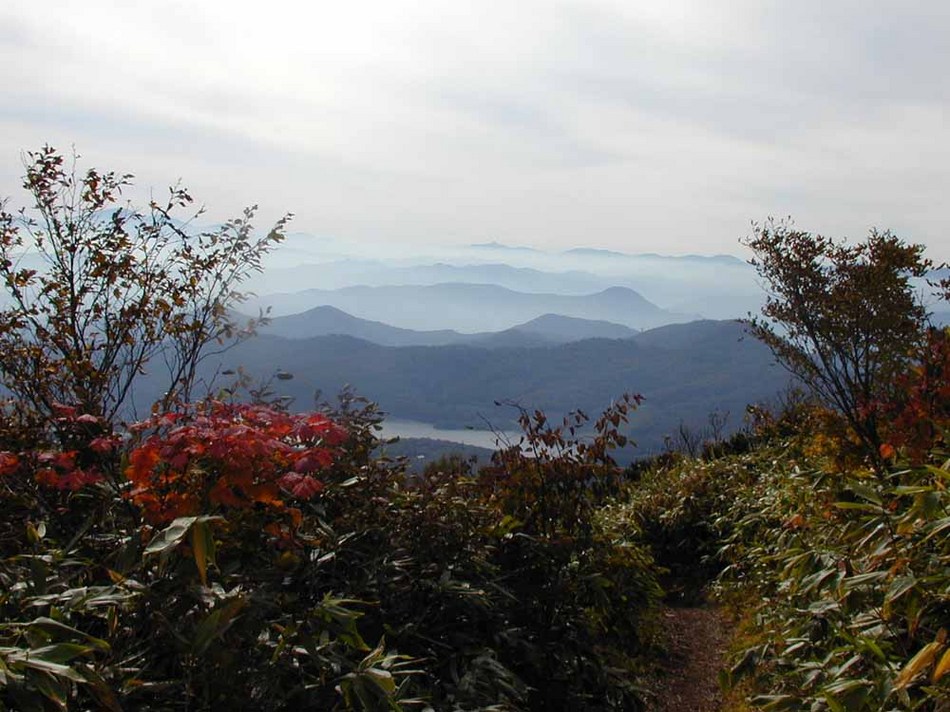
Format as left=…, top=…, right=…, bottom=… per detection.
left=0, top=146, right=289, bottom=427
left=743, top=220, right=932, bottom=461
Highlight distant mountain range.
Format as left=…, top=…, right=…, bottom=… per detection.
left=261, top=306, right=463, bottom=346
left=561, top=247, right=746, bottom=266
left=467, top=241, right=747, bottom=266
left=248, top=260, right=612, bottom=296
left=470, top=241, right=540, bottom=253
left=246, top=249, right=764, bottom=321
left=197, top=319, right=789, bottom=457
left=500, top=313, right=637, bottom=341
left=261, top=306, right=638, bottom=347
left=251, top=283, right=688, bottom=332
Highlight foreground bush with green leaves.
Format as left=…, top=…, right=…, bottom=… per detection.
left=714, top=447, right=950, bottom=710
left=0, top=146, right=664, bottom=710
left=624, top=331, right=950, bottom=710
left=0, top=393, right=661, bottom=710
left=3, top=149, right=947, bottom=710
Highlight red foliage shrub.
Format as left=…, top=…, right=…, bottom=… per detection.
left=125, top=401, right=346, bottom=524
left=0, top=405, right=115, bottom=491
left=877, top=328, right=950, bottom=463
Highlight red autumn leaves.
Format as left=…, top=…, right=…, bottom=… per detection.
left=1, top=401, right=346, bottom=525
left=0, top=404, right=112, bottom=490
left=126, top=402, right=346, bottom=524
left=875, top=329, right=950, bottom=464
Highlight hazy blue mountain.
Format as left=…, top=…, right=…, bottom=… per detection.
left=469, top=241, right=541, bottom=253
left=561, top=247, right=630, bottom=258
left=502, top=313, right=637, bottom=340
left=261, top=306, right=466, bottom=346
left=563, top=247, right=745, bottom=266
left=262, top=306, right=638, bottom=348
left=251, top=283, right=685, bottom=332
left=198, top=319, right=788, bottom=457
left=464, top=313, right=636, bottom=348
left=244, top=236, right=765, bottom=320
left=246, top=260, right=612, bottom=296
left=631, top=318, right=748, bottom=350
left=462, top=331, right=559, bottom=349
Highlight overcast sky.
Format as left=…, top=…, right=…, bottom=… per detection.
left=1, top=1, right=947, bottom=259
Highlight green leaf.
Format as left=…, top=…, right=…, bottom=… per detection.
left=192, top=595, right=246, bottom=656
left=144, top=516, right=200, bottom=556
left=26, top=667, right=69, bottom=708
left=82, top=667, right=123, bottom=712
left=883, top=575, right=918, bottom=618
left=833, top=501, right=880, bottom=512
left=849, top=483, right=882, bottom=506
left=25, top=643, right=96, bottom=664
left=10, top=654, right=85, bottom=683
left=822, top=692, right=845, bottom=712
left=363, top=667, right=396, bottom=695
left=840, top=571, right=888, bottom=590
left=144, top=515, right=223, bottom=559
left=189, top=518, right=217, bottom=586
left=923, top=515, right=950, bottom=543
left=752, top=694, right=800, bottom=711
left=28, top=618, right=110, bottom=652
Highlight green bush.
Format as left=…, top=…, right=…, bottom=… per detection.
left=0, top=393, right=664, bottom=710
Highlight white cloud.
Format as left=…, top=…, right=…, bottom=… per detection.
left=1, top=0, right=947, bottom=259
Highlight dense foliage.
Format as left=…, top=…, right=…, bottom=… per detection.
left=625, top=328, right=950, bottom=710
left=7, top=364, right=949, bottom=710
left=2, top=149, right=947, bottom=710
left=0, top=146, right=289, bottom=424
left=0, top=389, right=666, bottom=710
left=743, top=219, right=932, bottom=459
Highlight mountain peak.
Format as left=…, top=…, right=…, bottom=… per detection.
left=512, top=313, right=637, bottom=341
left=469, top=241, right=539, bottom=252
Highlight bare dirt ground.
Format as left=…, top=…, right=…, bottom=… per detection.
left=650, top=605, right=730, bottom=712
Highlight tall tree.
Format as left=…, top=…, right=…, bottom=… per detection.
left=743, top=219, right=932, bottom=456
left=0, top=146, right=290, bottom=425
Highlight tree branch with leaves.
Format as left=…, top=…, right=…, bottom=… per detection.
left=742, top=218, right=932, bottom=460
left=0, top=145, right=290, bottom=430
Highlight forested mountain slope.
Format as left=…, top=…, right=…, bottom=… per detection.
left=212, top=319, right=787, bottom=455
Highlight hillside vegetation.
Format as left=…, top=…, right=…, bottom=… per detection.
left=207, top=318, right=788, bottom=455
left=1, top=149, right=948, bottom=710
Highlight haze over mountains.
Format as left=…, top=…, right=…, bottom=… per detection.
left=261, top=307, right=637, bottom=347
left=20, top=226, right=940, bottom=464
left=210, top=318, right=788, bottom=461
left=253, top=283, right=683, bottom=333
left=246, top=236, right=767, bottom=323
left=118, top=233, right=891, bottom=461
left=208, top=237, right=788, bottom=461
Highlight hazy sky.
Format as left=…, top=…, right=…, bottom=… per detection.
left=1, top=1, right=948, bottom=259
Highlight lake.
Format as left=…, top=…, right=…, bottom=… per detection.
left=379, top=419, right=516, bottom=450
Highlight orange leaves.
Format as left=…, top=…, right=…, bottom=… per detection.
left=125, top=401, right=344, bottom=525
left=127, top=447, right=161, bottom=488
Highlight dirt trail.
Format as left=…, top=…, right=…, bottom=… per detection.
left=651, top=605, right=730, bottom=712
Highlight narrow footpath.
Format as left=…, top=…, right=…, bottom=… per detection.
left=652, top=605, right=730, bottom=712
